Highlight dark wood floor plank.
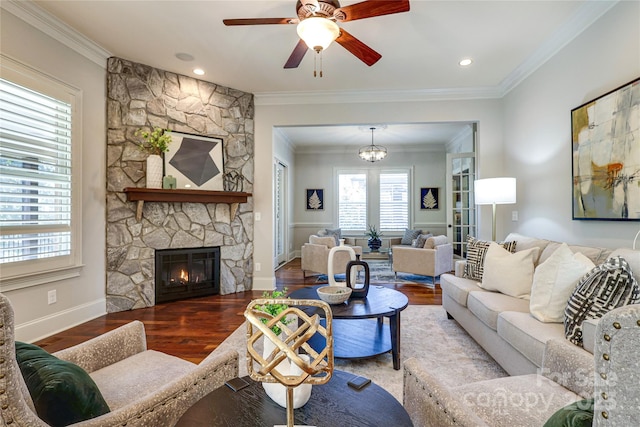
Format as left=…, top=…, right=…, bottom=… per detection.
left=35, top=258, right=442, bottom=363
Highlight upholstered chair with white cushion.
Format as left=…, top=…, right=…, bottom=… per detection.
left=0, top=292, right=238, bottom=426
left=392, top=235, right=453, bottom=285
left=301, top=235, right=362, bottom=277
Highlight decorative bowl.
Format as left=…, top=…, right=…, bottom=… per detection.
left=317, top=286, right=352, bottom=305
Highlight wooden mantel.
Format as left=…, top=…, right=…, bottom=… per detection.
left=124, top=187, right=251, bottom=221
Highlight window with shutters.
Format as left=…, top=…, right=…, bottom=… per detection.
left=0, top=57, right=82, bottom=290
left=337, top=169, right=410, bottom=233
left=380, top=172, right=408, bottom=230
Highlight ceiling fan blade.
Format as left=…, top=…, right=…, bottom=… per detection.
left=335, top=0, right=410, bottom=22
left=284, top=39, right=309, bottom=69
left=223, top=18, right=297, bottom=26
left=335, top=28, right=382, bottom=66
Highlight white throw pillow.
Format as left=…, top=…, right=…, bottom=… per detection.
left=480, top=243, right=540, bottom=299
left=529, top=243, right=595, bottom=323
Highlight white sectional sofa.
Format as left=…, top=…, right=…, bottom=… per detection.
left=439, top=233, right=640, bottom=375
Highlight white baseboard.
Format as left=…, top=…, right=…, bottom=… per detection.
left=252, top=276, right=276, bottom=291
left=15, top=298, right=106, bottom=343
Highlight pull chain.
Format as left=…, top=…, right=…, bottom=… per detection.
left=313, top=49, right=324, bottom=78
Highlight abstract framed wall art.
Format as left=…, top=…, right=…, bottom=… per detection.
left=164, top=132, right=224, bottom=191
left=306, top=189, right=324, bottom=210
left=572, top=78, right=640, bottom=221
left=420, top=187, right=439, bottom=210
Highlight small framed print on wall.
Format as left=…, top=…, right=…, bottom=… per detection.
left=164, top=131, right=224, bottom=190
left=420, top=187, right=439, bottom=210
left=306, top=189, right=324, bottom=210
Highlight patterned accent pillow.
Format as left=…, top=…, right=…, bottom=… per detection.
left=463, top=236, right=516, bottom=281
left=325, top=228, right=341, bottom=246
left=564, top=256, right=640, bottom=346
left=411, top=233, right=433, bottom=248
left=401, top=228, right=422, bottom=245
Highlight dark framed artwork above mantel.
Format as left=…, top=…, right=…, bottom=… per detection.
left=165, top=132, right=224, bottom=191
left=571, top=77, right=640, bottom=221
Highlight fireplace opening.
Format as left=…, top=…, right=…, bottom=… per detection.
left=155, top=247, right=220, bottom=304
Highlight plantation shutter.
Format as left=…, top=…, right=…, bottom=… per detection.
left=0, top=78, right=73, bottom=263
left=380, top=172, right=408, bottom=230
left=338, top=173, right=367, bottom=230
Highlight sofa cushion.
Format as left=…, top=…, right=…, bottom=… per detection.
left=564, top=256, right=640, bottom=346
left=497, top=311, right=566, bottom=367
left=401, top=228, right=422, bottom=245
left=309, top=235, right=336, bottom=248
left=504, top=232, right=551, bottom=265
left=530, top=243, right=595, bottom=323
left=440, top=274, right=484, bottom=307
left=90, top=350, right=194, bottom=410
left=15, top=342, right=111, bottom=427
left=464, top=237, right=517, bottom=281
left=452, top=374, right=582, bottom=427
left=539, top=242, right=609, bottom=266
left=480, top=243, right=539, bottom=299
left=467, top=291, right=530, bottom=330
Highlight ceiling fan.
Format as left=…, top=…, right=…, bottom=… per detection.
left=223, top=0, right=410, bottom=70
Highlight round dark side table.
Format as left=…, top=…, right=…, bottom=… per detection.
left=175, top=369, right=413, bottom=426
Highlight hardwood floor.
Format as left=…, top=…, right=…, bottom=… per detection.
left=34, top=258, right=442, bottom=363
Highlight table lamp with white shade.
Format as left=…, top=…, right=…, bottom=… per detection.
left=474, top=177, right=517, bottom=241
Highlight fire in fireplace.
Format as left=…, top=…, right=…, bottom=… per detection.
left=155, top=246, right=220, bottom=304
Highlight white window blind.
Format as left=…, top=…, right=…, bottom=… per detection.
left=0, top=78, right=72, bottom=264
left=338, top=173, right=367, bottom=230
left=380, top=172, right=409, bottom=230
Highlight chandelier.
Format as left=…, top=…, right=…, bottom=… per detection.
left=359, top=127, right=387, bottom=162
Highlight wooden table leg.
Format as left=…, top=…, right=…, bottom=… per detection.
left=389, top=310, right=401, bottom=370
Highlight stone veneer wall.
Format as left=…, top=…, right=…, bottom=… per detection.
left=106, top=57, right=254, bottom=312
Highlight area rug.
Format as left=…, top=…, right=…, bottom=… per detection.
left=210, top=305, right=507, bottom=403
left=315, top=260, right=435, bottom=286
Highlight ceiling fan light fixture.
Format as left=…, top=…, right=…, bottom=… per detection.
left=358, top=127, right=387, bottom=162
left=297, top=17, right=340, bottom=51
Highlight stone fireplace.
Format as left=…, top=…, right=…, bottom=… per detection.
left=106, top=57, right=254, bottom=313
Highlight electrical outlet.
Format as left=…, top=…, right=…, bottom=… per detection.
left=255, top=262, right=261, bottom=272
left=255, top=212, right=261, bottom=221
left=48, top=290, right=57, bottom=305
left=512, top=210, right=519, bottom=221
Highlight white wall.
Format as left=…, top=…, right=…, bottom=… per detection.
left=1, top=11, right=107, bottom=341
left=503, top=1, right=640, bottom=248
left=292, top=146, right=447, bottom=254
left=254, top=100, right=503, bottom=289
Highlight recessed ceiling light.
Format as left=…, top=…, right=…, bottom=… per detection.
left=193, top=68, right=205, bottom=76
left=459, top=58, right=473, bottom=67
left=175, top=52, right=194, bottom=62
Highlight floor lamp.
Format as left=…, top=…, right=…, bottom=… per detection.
left=474, top=177, right=516, bottom=241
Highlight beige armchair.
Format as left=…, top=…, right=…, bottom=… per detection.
left=301, top=235, right=362, bottom=277
left=1, top=292, right=238, bottom=426
left=392, top=235, right=453, bottom=285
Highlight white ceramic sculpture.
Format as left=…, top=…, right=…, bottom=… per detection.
left=326, top=239, right=356, bottom=287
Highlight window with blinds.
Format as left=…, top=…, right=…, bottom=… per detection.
left=380, top=172, right=408, bottom=230
left=0, top=78, right=73, bottom=264
left=0, top=57, right=81, bottom=290
left=338, top=173, right=367, bottom=230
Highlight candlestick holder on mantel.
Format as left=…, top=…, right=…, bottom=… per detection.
left=123, top=187, right=251, bottom=221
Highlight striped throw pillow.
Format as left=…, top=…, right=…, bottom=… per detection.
left=463, top=236, right=516, bottom=281
left=564, top=256, right=640, bottom=346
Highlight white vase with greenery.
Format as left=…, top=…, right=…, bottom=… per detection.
left=135, top=127, right=172, bottom=189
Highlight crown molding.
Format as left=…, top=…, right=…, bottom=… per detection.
left=2, top=0, right=111, bottom=68
left=499, top=0, right=618, bottom=96
left=254, top=86, right=502, bottom=106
